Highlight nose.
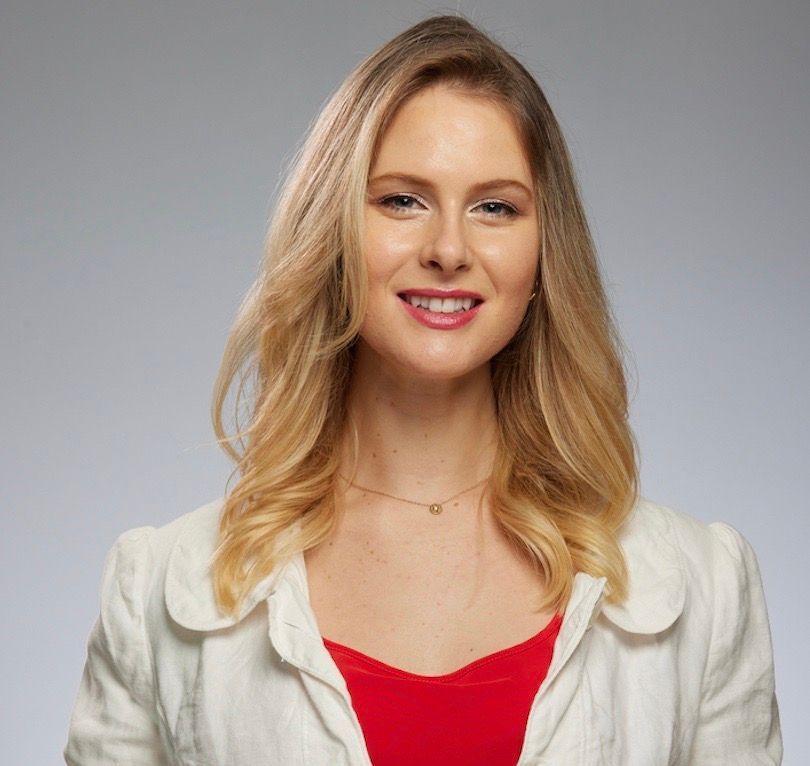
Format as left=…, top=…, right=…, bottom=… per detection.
left=419, top=211, right=471, bottom=273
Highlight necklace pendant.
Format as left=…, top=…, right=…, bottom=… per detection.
left=429, top=503, right=442, bottom=515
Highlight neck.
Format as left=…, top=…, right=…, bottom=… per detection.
left=341, top=348, right=499, bottom=501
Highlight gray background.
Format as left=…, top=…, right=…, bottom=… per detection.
left=2, top=1, right=807, bottom=762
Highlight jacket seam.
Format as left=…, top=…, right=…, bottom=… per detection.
left=129, top=527, right=175, bottom=761
left=676, top=518, right=715, bottom=761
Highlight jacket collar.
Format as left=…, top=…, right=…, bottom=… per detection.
left=599, top=496, right=686, bottom=634
left=165, top=496, right=685, bottom=635
left=164, top=500, right=305, bottom=632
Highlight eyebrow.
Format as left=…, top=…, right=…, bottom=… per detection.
left=367, top=172, right=534, bottom=198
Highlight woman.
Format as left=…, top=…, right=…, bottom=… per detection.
left=64, top=14, right=781, bottom=765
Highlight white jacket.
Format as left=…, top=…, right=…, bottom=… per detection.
left=64, top=497, right=782, bottom=764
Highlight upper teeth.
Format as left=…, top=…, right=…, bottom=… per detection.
left=404, top=295, right=476, bottom=312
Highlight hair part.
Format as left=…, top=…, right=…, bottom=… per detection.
left=210, top=13, right=637, bottom=619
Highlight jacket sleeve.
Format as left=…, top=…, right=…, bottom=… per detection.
left=64, top=526, right=171, bottom=765
left=688, top=522, right=782, bottom=764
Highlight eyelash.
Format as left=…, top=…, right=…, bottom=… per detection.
left=378, top=194, right=519, bottom=218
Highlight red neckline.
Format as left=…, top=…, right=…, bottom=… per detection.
left=322, top=612, right=562, bottom=683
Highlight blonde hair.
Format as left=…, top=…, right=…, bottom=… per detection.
left=210, top=14, right=637, bottom=618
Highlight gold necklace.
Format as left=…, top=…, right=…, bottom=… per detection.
left=339, top=475, right=490, bottom=515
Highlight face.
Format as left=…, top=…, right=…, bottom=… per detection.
left=357, top=84, right=540, bottom=381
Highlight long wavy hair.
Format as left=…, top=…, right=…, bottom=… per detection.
left=210, top=14, right=637, bottom=619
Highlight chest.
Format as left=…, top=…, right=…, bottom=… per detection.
left=303, top=507, right=558, bottom=676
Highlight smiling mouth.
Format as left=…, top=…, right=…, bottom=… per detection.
left=397, top=294, right=484, bottom=313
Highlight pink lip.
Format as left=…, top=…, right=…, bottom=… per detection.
left=398, top=293, right=483, bottom=330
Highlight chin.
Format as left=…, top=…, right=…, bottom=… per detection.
left=389, top=354, right=492, bottom=383
left=355, top=334, right=502, bottom=383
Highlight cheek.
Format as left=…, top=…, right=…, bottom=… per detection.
left=362, top=219, right=418, bottom=283
left=489, top=219, right=539, bottom=275
left=499, top=243, right=539, bottom=299
left=359, top=232, right=401, bottom=329
left=493, top=248, right=538, bottom=333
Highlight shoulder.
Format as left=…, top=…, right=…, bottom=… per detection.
left=108, top=497, right=302, bottom=633
left=627, top=502, right=781, bottom=757
left=629, top=495, right=762, bottom=580
left=600, top=495, right=763, bottom=635
left=115, top=496, right=224, bottom=564
left=99, top=498, right=226, bottom=635
left=101, top=499, right=223, bottom=597
left=622, top=494, right=756, bottom=569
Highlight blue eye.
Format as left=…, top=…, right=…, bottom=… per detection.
left=377, top=194, right=518, bottom=218
left=478, top=201, right=518, bottom=217
left=380, top=194, right=421, bottom=211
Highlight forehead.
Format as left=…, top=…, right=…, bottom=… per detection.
left=371, top=85, right=532, bottom=182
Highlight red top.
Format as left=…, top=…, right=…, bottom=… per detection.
left=323, top=612, right=563, bottom=766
